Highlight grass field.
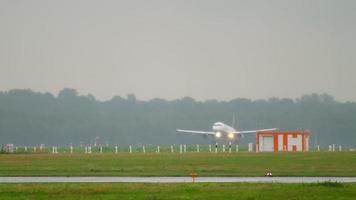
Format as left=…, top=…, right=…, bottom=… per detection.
left=1, top=152, right=356, bottom=177
left=0, top=182, right=355, bottom=200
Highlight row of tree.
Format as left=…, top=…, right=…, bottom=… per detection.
left=0, top=89, right=355, bottom=147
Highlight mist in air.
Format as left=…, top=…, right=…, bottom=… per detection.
left=0, top=0, right=355, bottom=101
left=0, top=1, right=355, bottom=146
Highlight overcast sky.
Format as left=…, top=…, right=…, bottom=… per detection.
left=0, top=0, right=355, bottom=101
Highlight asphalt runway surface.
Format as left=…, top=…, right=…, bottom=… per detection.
left=1, top=177, right=356, bottom=183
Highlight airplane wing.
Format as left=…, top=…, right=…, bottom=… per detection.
left=176, top=129, right=215, bottom=135
left=233, top=128, right=278, bottom=134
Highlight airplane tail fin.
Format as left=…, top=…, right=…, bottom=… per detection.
left=232, top=114, right=236, bottom=128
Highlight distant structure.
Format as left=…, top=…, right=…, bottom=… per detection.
left=94, top=136, right=100, bottom=147
left=3, top=144, right=14, bottom=153
left=256, top=130, right=310, bottom=152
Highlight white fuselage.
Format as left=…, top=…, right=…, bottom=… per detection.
left=212, top=122, right=236, bottom=139
left=212, top=122, right=235, bottom=132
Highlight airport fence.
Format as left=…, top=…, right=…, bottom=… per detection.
left=1, top=144, right=355, bottom=154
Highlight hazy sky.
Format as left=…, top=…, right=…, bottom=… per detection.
left=0, top=0, right=355, bottom=101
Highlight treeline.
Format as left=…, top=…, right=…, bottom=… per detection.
left=0, top=88, right=355, bottom=147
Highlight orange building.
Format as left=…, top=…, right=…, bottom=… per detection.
left=256, top=130, right=310, bottom=152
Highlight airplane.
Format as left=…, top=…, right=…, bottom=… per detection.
left=176, top=120, right=278, bottom=141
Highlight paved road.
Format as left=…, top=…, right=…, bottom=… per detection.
left=1, top=177, right=356, bottom=183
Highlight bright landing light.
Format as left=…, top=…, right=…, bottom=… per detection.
left=215, top=132, right=221, bottom=138
left=228, top=133, right=234, bottom=139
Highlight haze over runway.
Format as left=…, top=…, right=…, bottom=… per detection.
left=0, top=0, right=356, bottom=101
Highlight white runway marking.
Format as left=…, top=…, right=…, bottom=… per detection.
left=1, top=177, right=356, bottom=183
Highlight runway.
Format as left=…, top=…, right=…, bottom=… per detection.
left=1, top=177, right=356, bottom=183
